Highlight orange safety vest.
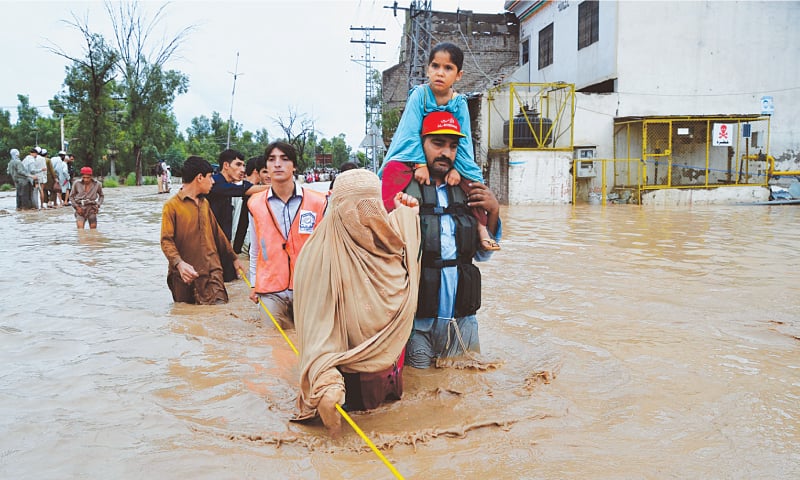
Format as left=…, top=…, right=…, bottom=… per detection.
left=248, top=187, right=327, bottom=294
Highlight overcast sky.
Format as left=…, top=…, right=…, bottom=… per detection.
left=0, top=0, right=506, bottom=150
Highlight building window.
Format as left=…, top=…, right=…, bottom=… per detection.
left=538, top=23, right=553, bottom=69
left=521, top=37, right=530, bottom=65
left=578, top=0, right=599, bottom=50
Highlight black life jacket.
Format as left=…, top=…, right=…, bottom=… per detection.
left=405, top=180, right=481, bottom=318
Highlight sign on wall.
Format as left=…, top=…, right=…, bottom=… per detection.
left=761, top=96, right=774, bottom=115
left=712, top=123, right=735, bottom=146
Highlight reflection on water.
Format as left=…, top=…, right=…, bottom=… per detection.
left=0, top=188, right=798, bottom=479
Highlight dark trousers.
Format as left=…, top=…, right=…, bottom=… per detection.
left=15, top=181, right=33, bottom=209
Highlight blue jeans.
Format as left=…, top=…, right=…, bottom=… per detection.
left=405, top=315, right=480, bottom=369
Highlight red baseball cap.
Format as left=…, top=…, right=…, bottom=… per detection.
left=421, top=111, right=466, bottom=138
left=80, top=166, right=93, bottom=176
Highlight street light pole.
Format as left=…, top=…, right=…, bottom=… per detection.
left=226, top=52, right=243, bottom=149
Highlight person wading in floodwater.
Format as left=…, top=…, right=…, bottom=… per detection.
left=160, top=156, right=244, bottom=305
left=292, top=169, right=422, bottom=438
left=382, top=111, right=502, bottom=368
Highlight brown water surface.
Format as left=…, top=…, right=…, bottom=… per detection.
left=0, top=186, right=798, bottom=479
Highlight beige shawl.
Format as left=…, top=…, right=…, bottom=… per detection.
left=294, top=169, right=421, bottom=420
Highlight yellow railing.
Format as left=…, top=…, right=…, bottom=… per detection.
left=570, top=154, right=790, bottom=205
left=568, top=115, right=778, bottom=204
left=486, top=82, right=575, bottom=152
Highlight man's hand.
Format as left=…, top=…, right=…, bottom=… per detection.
left=466, top=182, right=499, bottom=213
left=393, top=192, right=420, bottom=214
left=176, top=260, right=199, bottom=284
left=413, top=164, right=430, bottom=185
left=466, top=182, right=500, bottom=235
left=232, top=259, right=245, bottom=280
left=444, top=168, right=462, bottom=186
left=248, top=289, right=259, bottom=304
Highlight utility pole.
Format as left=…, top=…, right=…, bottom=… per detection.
left=350, top=26, right=386, bottom=172
left=385, top=1, right=432, bottom=89
left=408, top=1, right=432, bottom=89
left=226, top=52, right=243, bottom=149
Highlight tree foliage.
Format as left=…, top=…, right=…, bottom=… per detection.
left=1, top=3, right=369, bottom=183
left=45, top=12, right=118, bottom=168
left=107, top=0, right=191, bottom=185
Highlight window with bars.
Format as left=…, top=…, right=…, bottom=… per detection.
left=578, top=0, right=599, bottom=50
left=538, top=23, right=553, bottom=69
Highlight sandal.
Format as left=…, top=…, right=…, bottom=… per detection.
left=480, top=238, right=501, bottom=251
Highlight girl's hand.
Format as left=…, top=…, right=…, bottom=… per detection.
left=444, top=168, right=462, bottom=186
left=413, top=164, right=430, bottom=185
left=394, top=192, right=420, bottom=215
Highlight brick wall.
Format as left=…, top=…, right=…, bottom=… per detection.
left=382, top=9, right=520, bottom=149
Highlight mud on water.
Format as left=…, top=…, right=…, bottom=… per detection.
left=0, top=187, right=798, bottom=479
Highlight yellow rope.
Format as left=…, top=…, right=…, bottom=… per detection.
left=335, top=403, right=405, bottom=479
left=239, top=270, right=298, bottom=355
left=239, top=270, right=404, bottom=480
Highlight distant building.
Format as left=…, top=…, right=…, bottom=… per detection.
left=495, top=0, right=800, bottom=205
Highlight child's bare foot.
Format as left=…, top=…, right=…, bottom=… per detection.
left=478, top=224, right=500, bottom=251
left=318, top=388, right=345, bottom=439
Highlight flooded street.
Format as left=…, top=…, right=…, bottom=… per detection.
left=1, top=185, right=798, bottom=479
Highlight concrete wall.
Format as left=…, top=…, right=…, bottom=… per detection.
left=641, top=186, right=770, bottom=206
left=516, top=1, right=618, bottom=88
left=507, top=150, right=573, bottom=204
left=508, top=0, right=800, bottom=164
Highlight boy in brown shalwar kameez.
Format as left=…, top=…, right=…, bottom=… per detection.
left=160, top=156, right=244, bottom=305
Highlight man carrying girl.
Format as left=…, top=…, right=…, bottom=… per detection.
left=380, top=41, right=500, bottom=251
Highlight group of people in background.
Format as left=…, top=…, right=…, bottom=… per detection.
left=160, top=42, right=503, bottom=438
left=6, top=147, right=104, bottom=229
left=6, top=40, right=502, bottom=440
left=0, top=40, right=505, bottom=437
left=7, top=147, right=75, bottom=210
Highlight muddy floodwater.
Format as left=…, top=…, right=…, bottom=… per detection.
left=0, top=185, right=798, bottom=479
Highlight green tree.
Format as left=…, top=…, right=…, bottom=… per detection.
left=46, top=15, right=119, bottom=168
left=381, top=106, right=401, bottom=148
left=185, top=113, right=227, bottom=162
left=184, top=112, right=269, bottom=163
left=0, top=109, right=12, bottom=173
left=329, top=134, right=352, bottom=168
left=15, top=95, right=40, bottom=148
left=107, top=0, right=192, bottom=185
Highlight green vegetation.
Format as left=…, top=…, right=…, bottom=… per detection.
left=0, top=2, right=366, bottom=184
left=0, top=183, right=14, bottom=192
left=125, top=172, right=137, bottom=186
left=103, top=176, right=120, bottom=188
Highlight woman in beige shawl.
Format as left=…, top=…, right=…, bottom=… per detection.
left=293, top=169, right=421, bottom=437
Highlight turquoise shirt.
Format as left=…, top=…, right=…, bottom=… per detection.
left=380, top=84, right=484, bottom=183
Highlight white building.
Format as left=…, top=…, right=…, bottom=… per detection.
left=495, top=0, right=800, bottom=205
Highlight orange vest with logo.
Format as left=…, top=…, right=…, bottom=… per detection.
left=248, top=187, right=327, bottom=293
